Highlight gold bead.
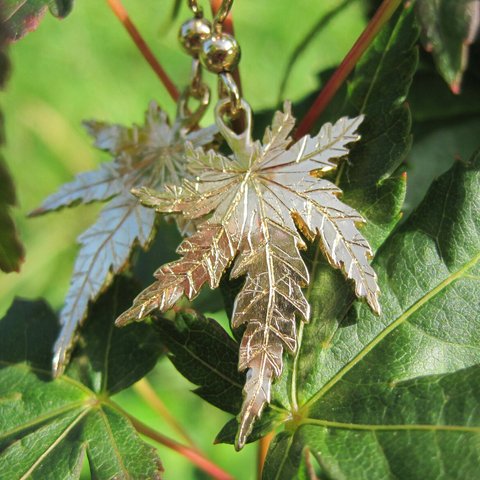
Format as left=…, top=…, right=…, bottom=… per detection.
left=199, top=32, right=241, bottom=73
left=178, top=17, right=212, bottom=56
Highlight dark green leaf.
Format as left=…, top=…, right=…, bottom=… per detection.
left=215, top=408, right=284, bottom=446
left=67, top=276, right=164, bottom=395
left=344, top=6, right=418, bottom=186
left=262, top=432, right=305, bottom=480
left=0, top=0, right=73, bottom=41
left=264, top=146, right=480, bottom=478
left=154, top=311, right=244, bottom=415
left=406, top=115, right=480, bottom=216
left=405, top=61, right=480, bottom=216
left=0, top=28, right=24, bottom=272
left=288, top=6, right=417, bottom=409
left=416, top=0, right=479, bottom=92
left=0, top=277, right=164, bottom=478
left=409, top=64, right=480, bottom=122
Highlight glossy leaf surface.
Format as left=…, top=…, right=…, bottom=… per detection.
left=0, top=277, right=164, bottom=478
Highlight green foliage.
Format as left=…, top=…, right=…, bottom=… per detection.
left=416, top=0, right=479, bottom=92
left=154, top=311, right=244, bottom=414
left=264, top=148, right=480, bottom=478
left=1, top=0, right=73, bottom=40
left=0, top=277, right=164, bottom=478
left=1, top=0, right=480, bottom=478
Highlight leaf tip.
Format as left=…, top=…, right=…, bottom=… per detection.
left=51, top=348, right=67, bottom=379
left=27, top=206, right=43, bottom=218
left=450, top=80, right=461, bottom=95
left=115, top=310, right=134, bottom=327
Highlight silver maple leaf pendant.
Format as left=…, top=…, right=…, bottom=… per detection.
left=32, top=101, right=218, bottom=378
left=116, top=99, right=381, bottom=449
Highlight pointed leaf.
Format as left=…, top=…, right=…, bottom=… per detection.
left=0, top=30, right=24, bottom=272
left=118, top=98, right=378, bottom=449
left=0, top=0, right=73, bottom=41
left=66, top=276, right=164, bottom=395
left=0, top=158, right=24, bottom=272
left=52, top=195, right=156, bottom=375
left=154, top=311, right=244, bottom=414
left=416, top=0, right=480, bottom=92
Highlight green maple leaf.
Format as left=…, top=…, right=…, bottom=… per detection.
left=263, top=7, right=480, bottom=478
left=264, top=147, right=480, bottom=479
left=0, top=276, right=164, bottom=478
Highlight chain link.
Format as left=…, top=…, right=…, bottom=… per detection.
left=188, top=0, right=203, bottom=18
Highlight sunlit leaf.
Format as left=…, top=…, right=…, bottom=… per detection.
left=0, top=0, right=73, bottom=41
left=31, top=102, right=216, bottom=377
left=0, top=277, right=164, bottom=479
left=265, top=148, right=480, bottom=479
left=254, top=9, right=480, bottom=477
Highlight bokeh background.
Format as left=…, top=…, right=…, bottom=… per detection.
left=1, top=1, right=366, bottom=478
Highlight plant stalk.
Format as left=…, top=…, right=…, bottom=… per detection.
left=257, top=431, right=275, bottom=479
left=118, top=405, right=234, bottom=480
left=106, top=0, right=180, bottom=102
left=294, top=0, right=403, bottom=139
left=133, top=378, right=197, bottom=449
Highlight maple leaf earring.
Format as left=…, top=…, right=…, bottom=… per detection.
left=30, top=1, right=218, bottom=378
left=116, top=0, right=380, bottom=450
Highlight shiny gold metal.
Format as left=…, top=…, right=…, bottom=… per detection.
left=213, top=0, right=234, bottom=31
left=218, top=72, right=241, bottom=115
left=177, top=86, right=211, bottom=130
left=199, top=31, right=240, bottom=73
left=116, top=101, right=380, bottom=450
left=188, top=0, right=203, bottom=18
left=178, top=17, right=212, bottom=56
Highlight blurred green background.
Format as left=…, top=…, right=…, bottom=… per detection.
left=1, top=1, right=367, bottom=478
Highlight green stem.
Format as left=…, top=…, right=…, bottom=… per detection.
left=294, top=0, right=403, bottom=139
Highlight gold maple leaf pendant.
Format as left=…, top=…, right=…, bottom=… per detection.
left=116, top=99, right=381, bottom=449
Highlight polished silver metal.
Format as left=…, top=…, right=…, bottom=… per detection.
left=34, top=102, right=218, bottom=377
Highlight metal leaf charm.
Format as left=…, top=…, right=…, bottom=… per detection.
left=31, top=101, right=217, bottom=377
left=116, top=100, right=380, bottom=449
